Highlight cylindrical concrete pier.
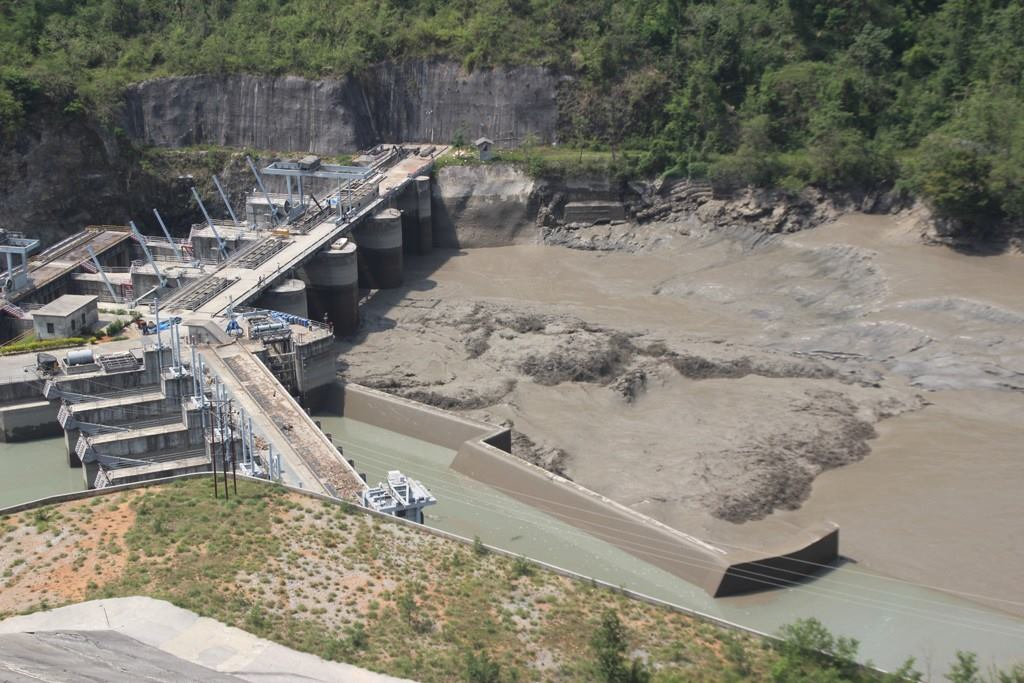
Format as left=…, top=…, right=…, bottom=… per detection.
left=257, top=278, right=308, bottom=319
left=415, top=175, right=433, bottom=254
left=304, top=239, right=359, bottom=337
left=353, top=208, right=403, bottom=289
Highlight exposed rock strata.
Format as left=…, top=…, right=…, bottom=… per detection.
left=122, top=63, right=561, bottom=153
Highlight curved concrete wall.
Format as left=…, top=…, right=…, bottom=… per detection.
left=353, top=209, right=403, bottom=289
left=303, top=240, right=359, bottom=337
left=257, top=278, right=308, bottom=319
left=327, top=382, right=840, bottom=597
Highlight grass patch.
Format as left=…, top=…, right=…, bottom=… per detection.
left=0, top=336, right=90, bottom=356
left=0, top=478, right=1008, bottom=682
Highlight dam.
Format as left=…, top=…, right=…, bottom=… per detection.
left=0, top=142, right=840, bottom=599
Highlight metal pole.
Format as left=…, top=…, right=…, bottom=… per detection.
left=211, top=176, right=239, bottom=226
left=152, top=209, right=184, bottom=260
left=191, top=345, right=199, bottom=399
left=227, top=399, right=237, bottom=494
left=153, top=295, right=163, bottom=376
left=210, top=392, right=218, bottom=499
left=170, top=318, right=181, bottom=372
left=222, top=402, right=230, bottom=501
left=246, top=156, right=279, bottom=228
left=247, top=416, right=255, bottom=470
left=191, top=187, right=228, bottom=260
left=86, top=246, right=119, bottom=303
left=130, top=221, right=165, bottom=287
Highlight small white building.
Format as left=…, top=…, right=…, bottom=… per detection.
left=32, top=294, right=99, bottom=339
left=474, top=137, right=494, bottom=161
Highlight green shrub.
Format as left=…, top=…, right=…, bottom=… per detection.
left=0, top=337, right=89, bottom=356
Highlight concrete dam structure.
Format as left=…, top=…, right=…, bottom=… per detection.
left=0, top=142, right=840, bottom=598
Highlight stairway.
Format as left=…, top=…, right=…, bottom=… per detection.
left=0, top=301, right=28, bottom=319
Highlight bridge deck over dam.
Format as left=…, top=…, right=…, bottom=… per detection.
left=163, top=150, right=443, bottom=318
left=3, top=228, right=133, bottom=308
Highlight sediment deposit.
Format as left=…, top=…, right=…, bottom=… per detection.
left=337, top=210, right=1024, bottom=614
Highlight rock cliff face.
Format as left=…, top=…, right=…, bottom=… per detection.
left=122, top=62, right=562, bottom=153
left=0, top=111, right=190, bottom=246
left=2, top=60, right=562, bottom=246
left=432, top=165, right=540, bottom=247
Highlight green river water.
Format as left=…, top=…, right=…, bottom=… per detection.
left=0, top=437, right=83, bottom=509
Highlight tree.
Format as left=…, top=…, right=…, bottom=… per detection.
left=465, top=648, right=502, bottom=683
left=946, top=651, right=981, bottom=683
left=590, top=609, right=650, bottom=683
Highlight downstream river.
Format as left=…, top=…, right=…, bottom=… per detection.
left=316, top=414, right=1024, bottom=676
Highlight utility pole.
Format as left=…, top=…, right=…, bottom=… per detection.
left=210, top=391, right=218, bottom=499
left=227, top=398, right=237, bottom=495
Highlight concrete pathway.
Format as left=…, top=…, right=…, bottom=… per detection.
left=0, top=597, right=415, bottom=682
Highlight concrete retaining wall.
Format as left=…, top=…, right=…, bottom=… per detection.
left=431, top=164, right=539, bottom=248
left=325, top=381, right=839, bottom=597
left=122, top=63, right=560, bottom=154
left=0, top=400, right=61, bottom=442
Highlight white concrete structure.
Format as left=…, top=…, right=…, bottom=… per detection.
left=32, top=294, right=98, bottom=339
left=0, top=598, right=414, bottom=683
left=362, top=470, right=437, bottom=523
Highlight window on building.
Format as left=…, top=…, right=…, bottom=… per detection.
left=46, top=323, right=54, bottom=334
left=81, top=313, right=86, bottom=324
left=71, top=320, right=76, bottom=331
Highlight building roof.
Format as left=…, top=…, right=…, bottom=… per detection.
left=33, top=294, right=97, bottom=317
left=474, top=137, right=493, bottom=147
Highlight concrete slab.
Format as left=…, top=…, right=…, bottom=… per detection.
left=0, top=630, right=242, bottom=682
left=0, top=597, right=416, bottom=683
left=88, top=421, right=186, bottom=446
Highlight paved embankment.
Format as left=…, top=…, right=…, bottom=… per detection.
left=0, top=597, right=414, bottom=683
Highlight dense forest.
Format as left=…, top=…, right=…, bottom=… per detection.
left=0, top=0, right=1022, bottom=231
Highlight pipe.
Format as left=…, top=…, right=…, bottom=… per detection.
left=246, top=156, right=280, bottom=227
left=130, top=221, right=165, bottom=288
left=152, top=209, right=184, bottom=260
left=211, top=176, right=240, bottom=226
left=86, top=245, right=119, bottom=303
left=191, top=187, right=228, bottom=260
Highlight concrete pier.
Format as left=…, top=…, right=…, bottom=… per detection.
left=257, top=278, right=308, bottom=318
left=354, top=208, right=403, bottom=289
left=415, top=175, right=433, bottom=254
left=304, top=240, right=359, bottom=336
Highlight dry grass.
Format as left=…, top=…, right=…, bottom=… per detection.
left=0, top=479, right=776, bottom=682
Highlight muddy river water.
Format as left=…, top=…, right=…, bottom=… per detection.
left=339, top=211, right=1024, bottom=670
